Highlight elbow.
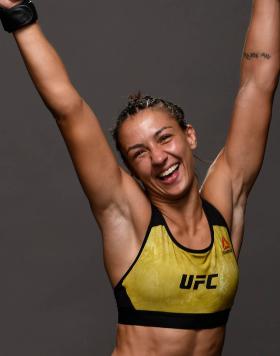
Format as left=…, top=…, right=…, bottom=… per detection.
left=255, top=73, right=279, bottom=93
left=241, top=63, right=280, bottom=94
left=44, top=84, right=84, bottom=120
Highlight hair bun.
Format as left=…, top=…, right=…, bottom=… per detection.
left=128, top=91, right=143, bottom=104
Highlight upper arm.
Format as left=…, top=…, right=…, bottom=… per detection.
left=201, top=84, right=273, bottom=237
left=55, top=99, right=146, bottom=218
left=223, top=0, right=280, bottom=195
left=223, top=82, right=274, bottom=195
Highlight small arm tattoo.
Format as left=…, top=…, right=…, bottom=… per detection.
left=243, top=52, right=271, bottom=60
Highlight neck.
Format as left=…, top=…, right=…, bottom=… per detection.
left=149, top=178, right=203, bottom=230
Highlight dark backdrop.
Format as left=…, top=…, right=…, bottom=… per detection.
left=0, top=0, right=279, bottom=355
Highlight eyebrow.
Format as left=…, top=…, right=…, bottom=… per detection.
left=127, top=126, right=173, bottom=153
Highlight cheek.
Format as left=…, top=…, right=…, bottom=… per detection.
left=132, top=158, right=152, bottom=179
left=169, top=138, right=189, bottom=157
left=172, top=140, right=194, bottom=169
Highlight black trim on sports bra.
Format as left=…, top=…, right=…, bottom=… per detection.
left=201, top=198, right=231, bottom=235
left=118, top=308, right=230, bottom=330
left=155, top=198, right=214, bottom=254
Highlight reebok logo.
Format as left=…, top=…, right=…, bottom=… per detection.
left=222, top=236, right=232, bottom=253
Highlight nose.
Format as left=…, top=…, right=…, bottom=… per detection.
left=150, top=146, right=168, bottom=166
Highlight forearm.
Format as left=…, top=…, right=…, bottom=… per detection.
left=14, top=23, right=82, bottom=117
left=241, top=0, right=280, bottom=90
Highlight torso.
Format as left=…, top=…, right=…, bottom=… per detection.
left=99, top=159, right=246, bottom=356
left=109, top=196, right=239, bottom=355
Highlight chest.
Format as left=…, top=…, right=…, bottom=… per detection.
left=119, top=224, right=239, bottom=314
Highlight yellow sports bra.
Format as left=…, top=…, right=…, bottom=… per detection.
left=114, top=198, right=239, bottom=329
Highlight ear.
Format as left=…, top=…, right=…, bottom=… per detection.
left=185, top=124, right=197, bottom=150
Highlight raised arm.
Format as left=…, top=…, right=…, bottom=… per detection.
left=223, top=0, right=280, bottom=193
left=201, top=0, right=280, bottom=253
left=0, top=1, right=145, bottom=222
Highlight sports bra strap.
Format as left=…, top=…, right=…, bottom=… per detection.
left=201, top=198, right=231, bottom=234
left=150, top=203, right=165, bottom=226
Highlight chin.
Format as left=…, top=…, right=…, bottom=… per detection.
left=165, top=173, right=197, bottom=201
left=164, top=186, right=191, bottom=201
left=148, top=180, right=192, bottom=203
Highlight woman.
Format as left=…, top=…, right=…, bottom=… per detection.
left=0, top=0, right=279, bottom=355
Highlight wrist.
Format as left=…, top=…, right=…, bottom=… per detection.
left=0, top=0, right=38, bottom=33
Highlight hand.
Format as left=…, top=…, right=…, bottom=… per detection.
left=0, top=0, right=22, bottom=9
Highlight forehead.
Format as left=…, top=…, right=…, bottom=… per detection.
left=119, top=109, right=180, bottom=148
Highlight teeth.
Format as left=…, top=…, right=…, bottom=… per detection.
left=159, top=164, right=179, bottom=178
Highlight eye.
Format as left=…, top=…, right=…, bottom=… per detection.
left=133, top=150, right=146, bottom=159
left=159, top=134, right=172, bottom=143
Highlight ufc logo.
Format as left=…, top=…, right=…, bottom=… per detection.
left=179, top=274, right=219, bottom=290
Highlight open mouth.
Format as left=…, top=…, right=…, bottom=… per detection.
left=158, top=163, right=180, bottom=181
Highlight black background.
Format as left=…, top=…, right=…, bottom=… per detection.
left=0, top=1, right=279, bottom=355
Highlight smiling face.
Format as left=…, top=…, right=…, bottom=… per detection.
left=118, top=108, right=198, bottom=202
